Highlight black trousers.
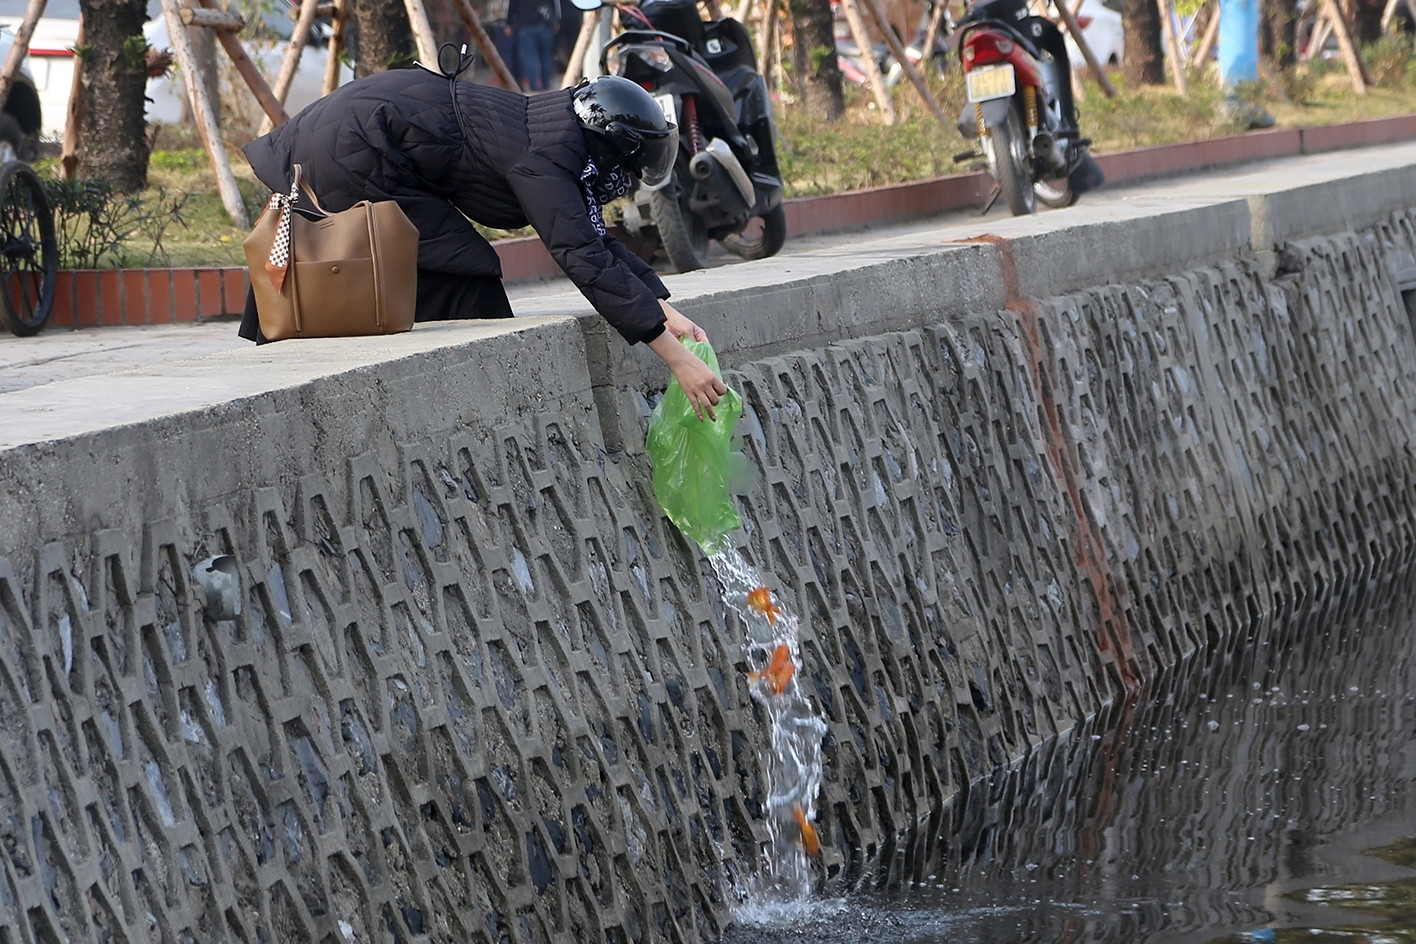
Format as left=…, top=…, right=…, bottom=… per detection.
left=238, top=270, right=514, bottom=343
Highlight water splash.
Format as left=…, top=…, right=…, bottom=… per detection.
left=709, top=546, right=828, bottom=905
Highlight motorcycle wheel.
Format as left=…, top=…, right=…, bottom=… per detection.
left=720, top=204, right=787, bottom=261
left=1034, top=176, right=1076, bottom=209
left=650, top=178, right=711, bottom=273
left=989, top=107, right=1036, bottom=216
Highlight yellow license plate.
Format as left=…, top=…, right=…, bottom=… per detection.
left=966, top=64, right=1016, bottom=102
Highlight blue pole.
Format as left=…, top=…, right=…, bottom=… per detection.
left=1217, top=0, right=1260, bottom=87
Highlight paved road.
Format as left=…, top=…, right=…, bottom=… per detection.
left=2, top=139, right=1412, bottom=396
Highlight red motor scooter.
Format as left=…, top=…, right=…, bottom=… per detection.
left=953, top=0, right=1102, bottom=215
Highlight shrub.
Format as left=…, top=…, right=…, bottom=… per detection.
left=42, top=177, right=189, bottom=270
left=1362, top=34, right=1411, bottom=86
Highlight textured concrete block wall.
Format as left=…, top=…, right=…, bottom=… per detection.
left=2, top=197, right=1416, bottom=942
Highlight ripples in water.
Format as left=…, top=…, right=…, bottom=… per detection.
left=725, top=574, right=1416, bottom=943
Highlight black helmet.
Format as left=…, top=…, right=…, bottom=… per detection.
left=572, top=75, right=678, bottom=189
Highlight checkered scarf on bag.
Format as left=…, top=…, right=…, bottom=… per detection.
left=263, top=175, right=301, bottom=293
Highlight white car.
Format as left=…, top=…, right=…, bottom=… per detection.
left=1063, top=0, right=1124, bottom=70
left=0, top=0, right=348, bottom=141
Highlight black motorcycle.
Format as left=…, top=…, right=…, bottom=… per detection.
left=595, top=0, right=787, bottom=272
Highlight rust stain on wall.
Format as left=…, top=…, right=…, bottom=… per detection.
left=983, top=233, right=1143, bottom=691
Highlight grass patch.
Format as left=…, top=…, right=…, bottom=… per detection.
left=37, top=57, right=1416, bottom=268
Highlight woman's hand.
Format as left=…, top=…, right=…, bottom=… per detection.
left=648, top=302, right=727, bottom=421
left=661, top=299, right=708, bottom=343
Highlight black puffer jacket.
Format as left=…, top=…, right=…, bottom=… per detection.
left=243, top=69, right=670, bottom=345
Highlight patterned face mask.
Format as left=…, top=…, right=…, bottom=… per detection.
left=580, top=158, right=635, bottom=236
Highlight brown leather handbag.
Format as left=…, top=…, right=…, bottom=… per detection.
left=243, top=164, right=420, bottom=341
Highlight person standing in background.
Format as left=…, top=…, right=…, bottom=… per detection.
left=507, top=0, right=560, bottom=91
left=484, top=0, right=522, bottom=88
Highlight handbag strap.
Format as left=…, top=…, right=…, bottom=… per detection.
left=365, top=202, right=383, bottom=329
left=264, top=164, right=334, bottom=294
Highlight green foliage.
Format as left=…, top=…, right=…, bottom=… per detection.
left=1362, top=34, right=1411, bottom=87
left=1076, top=77, right=1248, bottom=150
left=776, top=66, right=968, bottom=196
left=42, top=177, right=190, bottom=270
left=147, top=149, right=206, bottom=173
left=236, top=0, right=300, bottom=42
left=808, top=44, right=835, bottom=73
left=121, top=34, right=150, bottom=70
left=1277, top=63, right=1321, bottom=104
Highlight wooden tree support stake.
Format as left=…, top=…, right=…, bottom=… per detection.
left=561, top=8, right=600, bottom=87
left=451, top=0, right=519, bottom=90
left=271, top=0, right=319, bottom=107
left=404, top=0, right=439, bottom=66
left=60, top=12, right=82, bottom=181
left=0, top=0, right=47, bottom=116
left=179, top=7, right=245, bottom=30
left=769, top=0, right=784, bottom=92
left=838, top=0, right=896, bottom=123
left=193, top=0, right=288, bottom=126
left=754, top=0, right=773, bottom=93
left=919, top=0, right=948, bottom=71
left=1304, top=14, right=1332, bottom=59
left=159, top=0, right=248, bottom=227
left=1053, top=0, right=1117, bottom=96
left=859, top=0, right=952, bottom=127
left=1377, top=0, right=1416, bottom=37
left=1321, top=0, right=1370, bottom=93
left=1156, top=0, right=1188, bottom=95
left=764, top=0, right=782, bottom=94
left=259, top=0, right=318, bottom=135
left=323, top=0, right=347, bottom=96
left=1192, top=2, right=1219, bottom=67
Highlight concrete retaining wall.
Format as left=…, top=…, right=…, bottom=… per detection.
left=3, top=152, right=1416, bottom=943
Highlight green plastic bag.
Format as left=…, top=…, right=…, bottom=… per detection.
left=646, top=339, right=754, bottom=555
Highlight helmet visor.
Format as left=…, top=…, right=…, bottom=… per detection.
left=636, top=123, right=678, bottom=190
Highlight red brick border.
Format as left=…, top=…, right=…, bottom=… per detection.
left=41, top=113, right=1416, bottom=329
left=48, top=266, right=250, bottom=329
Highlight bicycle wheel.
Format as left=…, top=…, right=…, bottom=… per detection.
left=0, top=161, right=57, bottom=337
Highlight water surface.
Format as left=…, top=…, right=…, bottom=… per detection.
left=726, top=574, right=1416, bottom=943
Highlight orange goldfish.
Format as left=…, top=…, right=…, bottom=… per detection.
left=792, top=806, right=821, bottom=857
left=747, top=643, right=796, bottom=695
left=746, top=586, right=782, bottom=627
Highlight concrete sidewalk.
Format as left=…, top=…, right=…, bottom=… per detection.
left=2, top=138, right=1414, bottom=402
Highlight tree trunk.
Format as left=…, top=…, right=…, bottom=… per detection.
left=789, top=0, right=845, bottom=121
left=77, top=0, right=151, bottom=191
left=181, top=0, right=219, bottom=125
left=1122, top=0, right=1165, bottom=84
left=348, top=0, right=417, bottom=75
left=1353, top=0, right=1385, bottom=41
left=1262, top=0, right=1298, bottom=66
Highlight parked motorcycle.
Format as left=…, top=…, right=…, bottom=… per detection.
left=596, top=0, right=787, bottom=272
left=952, top=0, right=1102, bottom=215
